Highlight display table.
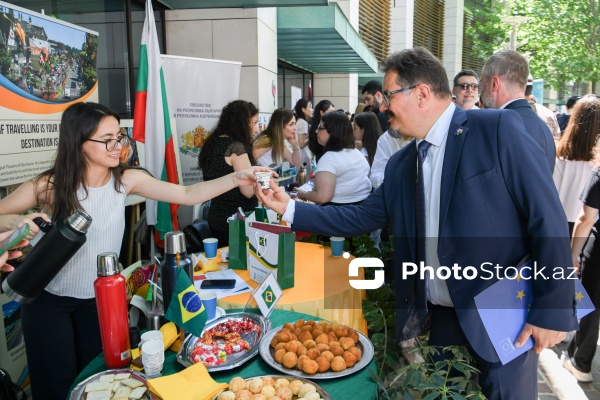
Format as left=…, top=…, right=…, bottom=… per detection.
left=217, top=242, right=368, bottom=335
left=69, top=310, right=378, bottom=400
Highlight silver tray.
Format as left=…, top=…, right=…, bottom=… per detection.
left=70, top=369, right=157, bottom=400
left=177, top=312, right=270, bottom=372
left=258, top=324, right=374, bottom=380
left=212, top=375, right=332, bottom=400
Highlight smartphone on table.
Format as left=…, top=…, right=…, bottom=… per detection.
left=0, top=224, right=30, bottom=256
left=200, top=279, right=236, bottom=290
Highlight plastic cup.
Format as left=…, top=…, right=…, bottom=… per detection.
left=255, top=172, right=272, bottom=189
left=199, top=291, right=217, bottom=320
left=141, top=340, right=164, bottom=378
left=203, top=238, right=218, bottom=258
left=139, top=330, right=163, bottom=350
left=220, top=248, right=229, bottom=262
left=330, top=237, right=345, bottom=257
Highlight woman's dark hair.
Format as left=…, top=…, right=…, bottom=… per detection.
left=309, top=100, right=334, bottom=161
left=36, top=102, right=132, bottom=220
left=353, top=112, right=382, bottom=166
left=321, top=111, right=355, bottom=153
left=253, top=108, right=294, bottom=165
left=559, top=94, right=600, bottom=162
left=199, top=100, right=258, bottom=171
left=294, top=98, right=311, bottom=122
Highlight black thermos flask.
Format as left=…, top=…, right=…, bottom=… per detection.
left=1, top=210, right=92, bottom=303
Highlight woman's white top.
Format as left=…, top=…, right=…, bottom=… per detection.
left=295, top=118, right=313, bottom=171
left=316, top=148, right=371, bottom=204
left=256, top=148, right=275, bottom=167
left=45, top=175, right=126, bottom=299
left=553, top=158, right=593, bottom=222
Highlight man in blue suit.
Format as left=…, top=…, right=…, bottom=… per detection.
left=257, top=47, right=577, bottom=399
left=479, top=50, right=556, bottom=173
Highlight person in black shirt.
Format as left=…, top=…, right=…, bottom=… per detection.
left=361, top=80, right=389, bottom=132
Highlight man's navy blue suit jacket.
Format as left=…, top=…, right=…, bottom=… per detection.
left=292, top=106, right=577, bottom=363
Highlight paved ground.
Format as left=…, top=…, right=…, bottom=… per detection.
left=538, top=332, right=600, bottom=400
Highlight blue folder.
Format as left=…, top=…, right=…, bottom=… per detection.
left=474, top=263, right=594, bottom=365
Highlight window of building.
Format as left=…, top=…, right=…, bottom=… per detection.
left=413, top=0, right=445, bottom=60
left=277, top=60, right=313, bottom=110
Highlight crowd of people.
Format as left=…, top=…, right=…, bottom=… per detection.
left=0, top=46, right=597, bottom=400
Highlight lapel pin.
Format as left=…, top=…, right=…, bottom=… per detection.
left=455, top=128, right=463, bottom=136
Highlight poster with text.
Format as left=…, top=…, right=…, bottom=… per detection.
left=161, top=55, right=241, bottom=185
left=0, top=1, right=98, bottom=187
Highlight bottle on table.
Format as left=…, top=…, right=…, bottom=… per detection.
left=2, top=210, right=92, bottom=303
left=95, top=252, right=131, bottom=368
left=160, top=231, right=193, bottom=311
left=297, top=162, right=308, bottom=186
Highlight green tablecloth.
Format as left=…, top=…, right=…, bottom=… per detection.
left=70, top=309, right=379, bottom=400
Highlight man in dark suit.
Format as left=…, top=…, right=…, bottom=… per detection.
left=257, top=47, right=577, bottom=400
left=479, top=50, right=556, bottom=172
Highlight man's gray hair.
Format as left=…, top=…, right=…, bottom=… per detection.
left=481, top=50, right=529, bottom=90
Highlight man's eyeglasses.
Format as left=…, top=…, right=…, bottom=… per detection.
left=382, top=85, right=418, bottom=107
left=455, top=83, right=479, bottom=91
left=317, top=125, right=328, bottom=132
left=87, top=135, right=130, bottom=151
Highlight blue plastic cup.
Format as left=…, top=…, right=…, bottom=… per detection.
left=200, top=291, right=217, bottom=320
left=330, top=237, right=345, bottom=257
left=203, top=238, right=218, bottom=258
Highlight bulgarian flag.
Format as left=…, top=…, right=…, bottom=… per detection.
left=133, top=0, right=179, bottom=238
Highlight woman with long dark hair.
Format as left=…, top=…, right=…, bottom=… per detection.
left=253, top=108, right=300, bottom=167
left=308, top=100, right=335, bottom=163
left=0, top=102, right=268, bottom=400
left=199, top=100, right=261, bottom=245
left=293, top=98, right=313, bottom=171
left=554, top=94, right=600, bottom=235
left=352, top=111, right=382, bottom=167
left=297, top=111, right=371, bottom=206
left=562, top=95, right=600, bottom=382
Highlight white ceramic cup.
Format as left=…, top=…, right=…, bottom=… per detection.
left=141, top=339, right=164, bottom=378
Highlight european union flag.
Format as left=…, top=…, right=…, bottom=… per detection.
left=165, top=269, right=207, bottom=337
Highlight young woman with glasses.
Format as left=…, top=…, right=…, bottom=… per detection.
left=0, top=102, right=270, bottom=400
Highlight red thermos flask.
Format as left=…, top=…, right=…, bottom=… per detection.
left=94, top=252, right=131, bottom=368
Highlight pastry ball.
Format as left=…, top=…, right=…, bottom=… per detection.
left=315, top=333, right=328, bottom=345
left=302, top=359, right=319, bottom=374
left=347, top=328, right=359, bottom=343
left=334, top=325, right=348, bottom=339
left=283, top=322, right=295, bottom=331
left=290, top=332, right=299, bottom=341
left=229, top=377, right=248, bottom=393
left=269, top=397, right=282, bottom=400
left=250, top=395, right=266, bottom=400
left=296, top=344, right=307, bottom=356
left=316, top=343, right=330, bottom=352
left=330, top=356, right=347, bottom=372
left=339, top=337, right=355, bottom=351
left=261, top=377, right=275, bottom=387
left=300, top=324, right=313, bottom=332
left=330, top=320, right=340, bottom=329
left=288, top=380, right=304, bottom=395
left=248, top=378, right=263, bottom=394
left=294, top=319, right=305, bottom=328
left=320, top=350, right=334, bottom=362
left=311, top=329, right=324, bottom=340
left=284, top=340, right=300, bottom=353
left=276, top=331, right=292, bottom=343
left=317, top=320, right=329, bottom=329
left=315, top=355, right=331, bottom=373
left=298, top=383, right=317, bottom=398
left=305, top=392, right=321, bottom=400
left=327, top=332, right=338, bottom=342
left=330, top=345, right=344, bottom=357
left=348, top=346, right=361, bottom=361
left=307, top=348, right=321, bottom=360
left=298, top=330, right=313, bottom=343
left=235, top=389, right=253, bottom=400
left=274, top=347, right=287, bottom=364
left=217, top=391, right=236, bottom=400
left=274, top=378, right=290, bottom=390
left=260, top=385, right=276, bottom=399
left=297, top=355, right=310, bottom=370
left=275, top=387, right=293, bottom=400
left=275, top=342, right=287, bottom=352
left=306, top=319, right=316, bottom=327
left=303, top=340, right=317, bottom=349
left=282, top=351, right=298, bottom=369
left=270, top=336, right=279, bottom=348
left=343, top=351, right=357, bottom=367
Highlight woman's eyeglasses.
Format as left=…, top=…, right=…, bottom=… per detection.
left=87, top=135, right=130, bottom=151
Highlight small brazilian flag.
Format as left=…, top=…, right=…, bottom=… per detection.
left=165, top=269, right=207, bottom=337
